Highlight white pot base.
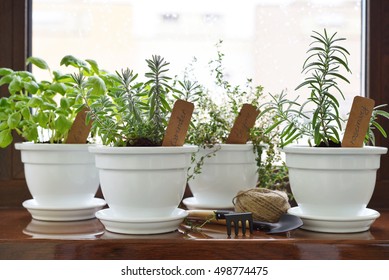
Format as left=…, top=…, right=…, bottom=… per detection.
left=22, top=198, right=106, bottom=221
left=95, top=208, right=188, bottom=234
left=182, top=197, right=234, bottom=210
left=288, top=206, right=380, bottom=233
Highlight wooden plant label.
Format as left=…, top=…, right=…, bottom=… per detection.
left=65, top=107, right=92, bottom=144
left=342, top=96, right=375, bottom=147
left=226, top=104, right=259, bottom=144
left=162, top=99, right=194, bottom=146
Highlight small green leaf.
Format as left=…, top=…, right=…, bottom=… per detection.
left=22, top=123, right=38, bottom=142
left=0, top=68, right=13, bottom=76
left=0, top=121, right=8, bottom=130
left=375, top=109, right=389, bottom=119
left=23, top=80, right=39, bottom=94
left=36, top=111, right=50, bottom=127
left=0, top=129, right=13, bottom=148
left=60, top=55, right=89, bottom=70
left=0, top=112, right=8, bottom=121
left=327, top=72, right=350, bottom=84
left=21, top=107, right=31, bottom=119
left=264, top=119, right=284, bottom=134
left=55, top=115, right=72, bottom=134
left=86, top=76, right=106, bottom=97
left=26, top=57, right=50, bottom=70
left=7, top=112, right=21, bottom=129
left=86, top=59, right=99, bottom=74
left=27, top=96, right=43, bottom=108
left=60, top=97, right=70, bottom=109
left=49, top=83, right=67, bottom=95
left=0, top=98, right=10, bottom=109
left=8, top=77, right=22, bottom=94
left=372, top=120, right=387, bottom=138
left=41, top=102, right=57, bottom=111
left=0, top=75, right=13, bottom=87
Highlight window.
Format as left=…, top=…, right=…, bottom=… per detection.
left=32, top=0, right=364, bottom=117
left=2, top=0, right=388, bottom=209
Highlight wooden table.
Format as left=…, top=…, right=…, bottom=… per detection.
left=1, top=208, right=389, bottom=260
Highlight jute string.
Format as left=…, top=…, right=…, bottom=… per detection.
left=233, top=188, right=291, bottom=222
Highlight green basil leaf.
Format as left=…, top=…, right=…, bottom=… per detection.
left=86, top=59, right=99, bottom=74
left=0, top=129, right=13, bottom=148
left=23, top=80, right=39, bottom=94
left=26, top=57, right=50, bottom=70
left=22, top=123, right=38, bottom=142
left=0, top=75, right=13, bottom=87
left=21, top=107, right=31, bottom=119
left=0, top=68, right=13, bottom=76
left=8, top=77, right=22, bottom=94
left=86, top=76, right=106, bottom=96
left=60, top=55, right=89, bottom=70
left=7, top=112, right=21, bottom=129
left=36, top=111, right=49, bottom=127
left=54, top=115, right=72, bottom=134
left=60, top=97, right=70, bottom=109
left=49, top=83, right=67, bottom=95
left=27, top=96, right=43, bottom=108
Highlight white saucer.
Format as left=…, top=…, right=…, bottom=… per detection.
left=288, top=206, right=380, bottom=233
left=95, top=208, right=188, bottom=234
left=182, top=197, right=233, bottom=210
left=22, top=198, right=106, bottom=221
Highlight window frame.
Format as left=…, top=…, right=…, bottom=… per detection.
left=0, top=0, right=388, bottom=208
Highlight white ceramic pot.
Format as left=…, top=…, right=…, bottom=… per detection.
left=188, top=144, right=258, bottom=208
left=15, top=143, right=100, bottom=207
left=88, top=145, right=197, bottom=219
left=283, top=145, right=388, bottom=217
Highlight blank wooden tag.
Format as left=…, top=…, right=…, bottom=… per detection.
left=162, top=99, right=194, bottom=146
left=65, top=107, right=92, bottom=144
left=342, top=96, right=375, bottom=147
left=226, top=104, right=259, bottom=144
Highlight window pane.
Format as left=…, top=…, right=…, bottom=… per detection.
left=33, top=0, right=363, bottom=115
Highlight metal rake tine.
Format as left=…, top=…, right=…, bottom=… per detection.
left=225, top=213, right=253, bottom=236
left=241, top=213, right=253, bottom=235
left=225, top=215, right=240, bottom=236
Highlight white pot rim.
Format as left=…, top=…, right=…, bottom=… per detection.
left=88, top=144, right=198, bottom=155
left=198, top=143, right=260, bottom=151
left=281, top=144, right=388, bottom=155
left=15, top=142, right=94, bottom=151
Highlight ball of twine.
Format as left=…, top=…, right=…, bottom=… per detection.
left=233, top=188, right=291, bottom=222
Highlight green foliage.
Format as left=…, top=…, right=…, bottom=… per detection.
left=366, top=104, right=389, bottom=145
left=261, top=29, right=388, bottom=148
left=179, top=41, right=288, bottom=191
left=261, top=29, right=352, bottom=147
left=0, top=55, right=104, bottom=148
left=85, top=55, right=175, bottom=147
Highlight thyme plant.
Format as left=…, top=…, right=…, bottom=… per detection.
left=179, top=41, right=288, bottom=191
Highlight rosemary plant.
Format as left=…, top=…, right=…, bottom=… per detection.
left=85, top=55, right=173, bottom=147
left=261, top=29, right=352, bottom=147
left=261, top=29, right=389, bottom=147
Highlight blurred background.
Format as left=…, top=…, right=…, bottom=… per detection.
left=32, top=0, right=363, bottom=116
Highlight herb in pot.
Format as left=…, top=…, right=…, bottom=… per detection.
left=178, top=41, right=288, bottom=191
left=260, top=29, right=389, bottom=147
left=83, top=55, right=176, bottom=147
left=0, top=56, right=103, bottom=147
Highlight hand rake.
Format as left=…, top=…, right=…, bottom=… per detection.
left=187, top=210, right=303, bottom=236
